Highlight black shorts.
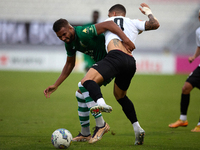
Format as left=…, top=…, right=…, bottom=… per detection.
left=91, top=50, right=136, bottom=91
left=186, top=66, right=200, bottom=89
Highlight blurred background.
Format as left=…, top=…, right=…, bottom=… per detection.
left=0, top=0, right=200, bottom=74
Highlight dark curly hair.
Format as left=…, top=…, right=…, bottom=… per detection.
left=53, top=18, right=69, bottom=32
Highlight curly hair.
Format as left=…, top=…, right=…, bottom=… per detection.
left=53, top=18, right=69, bottom=32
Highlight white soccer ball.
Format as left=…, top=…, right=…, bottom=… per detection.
left=51, top=128, right=73, bottom=149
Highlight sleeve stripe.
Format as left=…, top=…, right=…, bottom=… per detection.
left=92, top=24, right=98, bottom=36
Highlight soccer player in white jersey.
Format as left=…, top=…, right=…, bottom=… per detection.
left=169, top=10, right=200, bottom=132
left=79, top=3, right=160, bottom=144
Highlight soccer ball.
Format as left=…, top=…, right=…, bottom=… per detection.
left=51, top=128, right=73, bottom=149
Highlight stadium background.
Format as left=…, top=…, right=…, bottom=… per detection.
left=0, top=1, right=200, bottom=149
left=0, top=0, right=200, bottom=74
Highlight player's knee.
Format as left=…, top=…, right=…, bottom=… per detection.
left=182, top=87, right=190, bottom=94
left=81, top=77, right=95, bottom=85
left=81, top=78, right=86, bottom=85
left=114, top=90, right=126, bottom=100
left=182, top=83, right=193, bottom=94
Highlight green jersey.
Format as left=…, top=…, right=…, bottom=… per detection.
left=65, top=25, right=107, bottom=62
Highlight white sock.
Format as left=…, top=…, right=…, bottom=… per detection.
left=197, top=122, right=200, bottom=126
left=132, top=121, right=142, bottom=133
left=180, top=115, right=187, bottom=121
left=95, top=116, right=105, bottom=127
left=81, top=126, right=90, bottom=136
left=97, top=98, right=106, bottom=105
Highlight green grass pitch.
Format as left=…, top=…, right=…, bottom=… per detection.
left=0, top=71, right=199, bottom=150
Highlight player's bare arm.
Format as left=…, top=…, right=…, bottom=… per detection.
left=95, top=21, right=135, bottom=51
left=44, top=55, right=76, bottom=98
left=145, top=14, right=159, bottom=30
left=139, top=3, right=160, bottom=31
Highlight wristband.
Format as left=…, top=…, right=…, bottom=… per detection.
left=142, top=7, right=152, bottom=16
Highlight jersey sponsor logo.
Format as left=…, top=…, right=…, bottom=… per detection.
left=83, top=27, right=94, bottom=34
left=82, top=28, right=87, bottom=33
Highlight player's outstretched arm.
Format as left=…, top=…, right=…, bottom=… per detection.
left=44, top=55, right=76, bottom=98
left=95, top=21, right=135, bottom=51
left=139, top=3, right=160, bottom=31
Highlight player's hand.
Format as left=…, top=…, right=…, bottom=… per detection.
left=188, top=56, right=195, bottom=63
left=139, top=3, right=151, bottom=15
left=122, top=41, right=135, bottom=53
left=44, top=85, right=58, bottom=98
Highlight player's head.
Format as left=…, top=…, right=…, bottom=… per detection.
left=108, top=4, right=126, bottom=17
left=53, top=18, right=75, bottom=43
left=92, top=10, right=99, bottom=24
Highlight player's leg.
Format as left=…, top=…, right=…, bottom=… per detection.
left=112, top=56, right=144, bottom=145
left=81, top=68, right=112, bottom=113
left=78, top=82, right=105, bottom=124
left=169, top=66, right=200, bottom=128
left=190, top=67, right=200, bottom=131
left=180, top=82, right=193, bottom=120
left=168, top=82, right=192, bottom=128
left=114, top=82, right=145, bottom=145
left=72, top=90, right=91, bottom=142
left=113, top=56, right=144, bottom=145
left=78, top=82, right=110, bottom=143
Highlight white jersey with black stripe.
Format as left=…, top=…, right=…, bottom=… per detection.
left=196, top=27, right=200, bottom=47
left=104, top=16, right=146, bottom=52
left=196, top=27, right=200, bottom=66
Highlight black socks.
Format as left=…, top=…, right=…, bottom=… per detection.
left=117, top=95, right=137, bottom=124
left=83, top=80, right=103, bottom=102
left=180, top=94, right=190, bottom=115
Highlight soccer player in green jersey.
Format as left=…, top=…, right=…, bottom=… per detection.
left=44, top=18, right=134, bottom=143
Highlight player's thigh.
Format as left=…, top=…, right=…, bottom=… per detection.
left=186, top=66, right=200, bottom=89
left=81, top=68, right=104, bottom=85
left=114, top=66, right=135, bottom=92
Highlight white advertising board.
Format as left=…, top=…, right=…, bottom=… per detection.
left=0, top=50, right=66, bottom=71
left=0, top=50, right=175, bottom=74
left=134, top=53, right=175, bottom=74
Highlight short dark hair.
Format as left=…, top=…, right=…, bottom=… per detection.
left=93, top=10, right=99, bottom=14
left=53, top=18, right=69, bottom=32
left=109, top=4, right=126, bottom=15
